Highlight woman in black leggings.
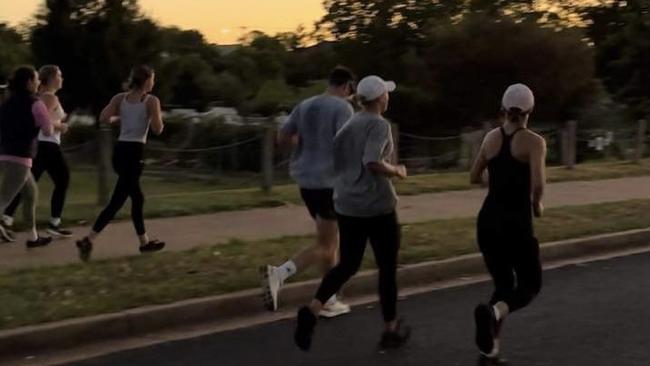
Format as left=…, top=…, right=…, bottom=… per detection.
left=76, top=65, right=165, bottom=261
left=2, top=65, right=72, bottom=238
left=470, top=84, right=547, bottom=364
left=294, top=75, right=410, bottom=352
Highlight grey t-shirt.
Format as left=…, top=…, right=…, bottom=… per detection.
left=333, top=112, right=397, bottom=217
left=281, top=95, right=354, bottom=189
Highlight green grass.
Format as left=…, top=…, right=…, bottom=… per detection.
left=3, top=198, right=650, bottom=330
left=18, top=159, right=650, bottom=228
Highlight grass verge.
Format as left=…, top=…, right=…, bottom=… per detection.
left=2, top=198, right=650, bottom=330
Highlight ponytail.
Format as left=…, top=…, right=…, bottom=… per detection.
left=506, top=107, right=525, bottom=125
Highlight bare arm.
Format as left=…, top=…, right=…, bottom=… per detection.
left=530, top=137, right=547, bottom=217
left=367, top=161, right=407, bottom=179
left=277, top=129, right=298, bottom=148
left=470, top=133, right=491, bottom=185
left=32, top=101, right=54, bottom=137
left=277, top=104, right=300, bottom=148
left=147, top=96, right=164, bottom=135
left=99, top=93, right=124, bottom=124
left=41, top=94, right=67, bottom=133
left=364, top=121, right=407, bottom=179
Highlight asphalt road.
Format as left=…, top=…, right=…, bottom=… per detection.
left=62, top=251, right=650, bottom=366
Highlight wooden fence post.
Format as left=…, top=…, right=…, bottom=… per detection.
left=635, top=119, right=647, bottom=163
left=391, top=122, right=399, bottom=164
left=261, top=124, right=275, bottom=193
left=562, top=120, right=577, bottom=169
left=97, top=123, right=112, bottom=206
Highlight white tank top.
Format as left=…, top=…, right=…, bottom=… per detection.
left=118, top=94, right=151, bottom=144
left=37, top=93, right=66, bottom=145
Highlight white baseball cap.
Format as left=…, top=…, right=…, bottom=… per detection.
left=356, top=75, right=396, bottom=102
left=502, top=83, right=535, bottom=112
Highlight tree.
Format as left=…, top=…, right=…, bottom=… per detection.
left=158, top=54, right=219, bottom=110
left=585, top=0, right=650, bottom=118
left=159, top=26, right=223, bottom=72
left=0, top=23, right=31, bottom=84
left=416, top=14, right=598, bottom=129
left=247, top=79, right=296, bottom=116
left=31, top=0, right=162, bottom=114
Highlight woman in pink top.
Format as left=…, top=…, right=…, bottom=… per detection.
left=0, top=66, right=54, bottom=247
left=3, top=65, right=73, bottom=238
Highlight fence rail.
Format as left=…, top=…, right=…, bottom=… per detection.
left=57, top=118, right=648, bottom=205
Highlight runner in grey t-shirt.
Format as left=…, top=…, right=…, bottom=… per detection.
left=294, top=75, right=411, bottom=352
left=333, top=111, right=397, bottom=217
left=282, top=94, right=353, bottom=189
left=261, top=67, right=356, bottom=317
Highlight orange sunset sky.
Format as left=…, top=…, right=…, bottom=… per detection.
left=0, top=0, right=326, bottom=44
left=0, top=1, right=604, bottom=44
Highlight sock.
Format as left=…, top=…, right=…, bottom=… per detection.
left=481, top=339, right=500, bottom=358
left=278, top=260, right=297, bottom=282
left=326, top=294, right=338, bottom=306
left=29, top=228, right=38, bottom=241
left=493, top=302, right=509, bottom=322
left=51, top=218, right=61, bottom=227
left=139, top=234, right=150, bottom=246
left=2, top=215, right=13, bottom=227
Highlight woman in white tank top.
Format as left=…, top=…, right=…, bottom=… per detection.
left=2, top=65, right=73, bottom=238
left=76, top=65, right=165, bottom=261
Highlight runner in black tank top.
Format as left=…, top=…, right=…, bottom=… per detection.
left=481, top=127, right=533, bottom=234
left=470, top=84, right=546, bottom=365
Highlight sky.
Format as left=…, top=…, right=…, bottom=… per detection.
left=0, top=0, right=326, bottom=44
left=0, top=0, right=606, bottom=44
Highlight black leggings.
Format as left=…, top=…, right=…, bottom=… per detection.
left=92, top=142, right=146, bottom=235
left=4, top=141, right=70, bottom=220
left=477, top=209, right=542, bottom=313
left=315, top=211, right=400, bottom=322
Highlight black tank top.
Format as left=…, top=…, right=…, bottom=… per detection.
left=484, top=127, right=531, bottom=214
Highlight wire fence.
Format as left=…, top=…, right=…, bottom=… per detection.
left=57, top=117, right=650, bottom=201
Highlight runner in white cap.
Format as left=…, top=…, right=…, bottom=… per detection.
left=470, top=83, right=546, bottom=364
left=294, top=75, right=410, bottom=352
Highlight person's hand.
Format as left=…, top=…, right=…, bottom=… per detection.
left=533, top=201, right=544, bottom=218
left=395, top=164, right=407, bottom=179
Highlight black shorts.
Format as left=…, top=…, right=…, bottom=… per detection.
left=300, top=188, right=336, bottom=220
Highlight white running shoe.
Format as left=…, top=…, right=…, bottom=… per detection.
left=0, top=223, right=16, bottom=243
left=260, top=265, right=282, bottom=311
left=320, top=299, right=351, bottom=318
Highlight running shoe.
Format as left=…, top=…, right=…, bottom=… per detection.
left=139, top=240, right=166, bottom=253
left=0, top=223, right=16, bottom=242
left=475, top=304, right=497, bottom=355
left=76, top=236, right=93, bottom=262
left=379, top=319, right=411, bottom=350
left=294, top=306, right=317, bottom=351
left=320, top=299, right=351, bottom=318
left=26, top=236, right=52, bottom=248
left=260, top=265, right=282, bottom=311
left=47, top=224, right=73, bottom=238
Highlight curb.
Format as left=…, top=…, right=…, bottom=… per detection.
left=2, top=227, right=650, bottom=358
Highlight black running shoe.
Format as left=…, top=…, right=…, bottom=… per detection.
left=26, top=236, right=52, bottom=248
left=139, top=240, right=166, bottom=253
left=379, top=319, right=411, bottom=350
left=478, top=355, right=509, bottom=365
left=0, top=223, right=16, bottom=243
left=475, top=304, right=497, bottom=355
left=294, top=306, right=317, bottom=351
left=76, top=237, right=93, bottom=262
left=47, top=224, right=73, bottom=238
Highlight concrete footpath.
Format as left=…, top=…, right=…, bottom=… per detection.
left=2, top=176, right=650, bottom=270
